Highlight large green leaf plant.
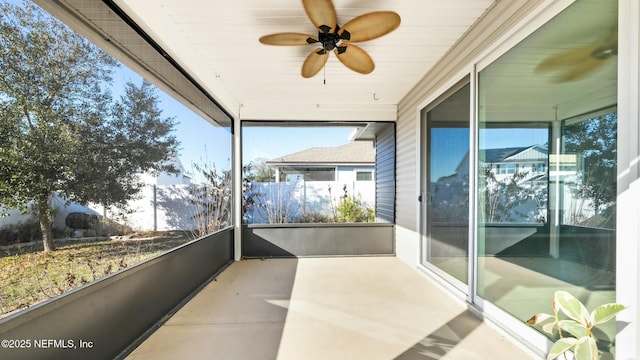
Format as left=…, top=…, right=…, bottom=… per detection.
left=527, top=290, right=625, bottom=360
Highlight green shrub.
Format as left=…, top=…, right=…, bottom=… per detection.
left=0, top=220, right=42, bottom=246
left=334, top=187, right=375, bottom=223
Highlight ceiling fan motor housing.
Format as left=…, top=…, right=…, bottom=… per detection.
left=313, top=25, right=350, bottom=54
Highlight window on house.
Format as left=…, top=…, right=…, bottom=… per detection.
left=498, top=164, right=517, bottom=174
left=356, top=172, right=373, bottom=181
left=421, top=80, right=471, bottom=287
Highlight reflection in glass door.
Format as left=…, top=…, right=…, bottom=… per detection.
left=475, top=0, right=617, bottom=353
left=422, top=83, right=470, bottom=286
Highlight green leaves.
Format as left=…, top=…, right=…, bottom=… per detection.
left=547, top=338, right=577, bottom=360
left=0, top=2, right=179, bottom=251
left=528, top=290, right=625, bottom=360
left=555, top=290, right=590, bottom=324
left=573, top=337, right=598, bottom=360
left=592, top=303, right=626, bottom=326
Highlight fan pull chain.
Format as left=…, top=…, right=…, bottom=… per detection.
left=324, top=64, right=326, bottom=85
left=323, top=53, right=327, bottom=85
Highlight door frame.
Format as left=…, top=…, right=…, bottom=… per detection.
left=418, top=76, right=473, bottom=296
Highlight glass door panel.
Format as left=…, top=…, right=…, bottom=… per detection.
left=475, top=0, right=617, bottom=354
left=422, top=83, right=470, bottom=286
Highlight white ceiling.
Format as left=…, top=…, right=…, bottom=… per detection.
left=112, top=0, right=496, bottom=121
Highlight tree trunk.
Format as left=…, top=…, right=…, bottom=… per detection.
left=38, top=194, right=56, bottom=252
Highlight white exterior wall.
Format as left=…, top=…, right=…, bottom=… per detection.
left=335, top=166, right=374, bottom=185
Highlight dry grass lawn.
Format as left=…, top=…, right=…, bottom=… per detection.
left=0, top=232, right=190, bottom=317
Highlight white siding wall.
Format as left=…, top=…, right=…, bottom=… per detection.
left=335, top=166, right=375, bottom=184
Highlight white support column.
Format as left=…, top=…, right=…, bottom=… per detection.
left=233, top=115, right=242, bottom=261
left=616, top=1, right=640, bottom=358
left=548, top=119, right=562, bottom=259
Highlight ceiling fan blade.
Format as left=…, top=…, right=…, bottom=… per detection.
left=259, top=33, right=317, bottom=46
left=535, top=45, right=600, bottom=72
left=340, top=11, right=400, bottom=42
left=552, top=56, right=608, bottom=82
left=302, top=0, right=337, bottom=32
left=302, top=49, right=329, bottom=78
left=335, top=44, right=374, bottom=74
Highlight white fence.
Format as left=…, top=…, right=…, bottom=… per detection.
left=1, top=179, right=375, bottom=234
left=245, top=180, right=375, bottom=224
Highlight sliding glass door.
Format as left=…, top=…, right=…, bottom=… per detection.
left=419, top=0, right=619, bottom=355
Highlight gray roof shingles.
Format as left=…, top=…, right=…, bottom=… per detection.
left=267, top=141, right=375, bottom=165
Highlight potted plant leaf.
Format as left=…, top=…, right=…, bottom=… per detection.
left=527, top=290, right=625, bottom=360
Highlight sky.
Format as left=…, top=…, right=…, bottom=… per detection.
left=242, top=126, right=354, bottom=163
left=113, top=66, right=233, bottom=173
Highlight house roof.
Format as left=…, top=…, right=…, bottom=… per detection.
left=480, top=147, right=527, bottom=163
left=480, top=145, right=548, bottom=163
left=267, top=141, right=374, bottom=166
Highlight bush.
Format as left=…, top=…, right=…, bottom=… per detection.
left=0, top=220, right=42, bottom=246
left=334, top=187, right=375, bottom=223
left=299, top=212, right=333, bottom=223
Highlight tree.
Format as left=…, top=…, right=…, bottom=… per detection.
left=0, top=2, right=179, bottom=251
left=245, top=158, right=274, bottom=182
left=563, top=112, right=617, bottom=228
left=479, top=167, right=546, bottom=223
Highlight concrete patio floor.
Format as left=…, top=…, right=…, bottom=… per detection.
left=126, top=257, right=537, bottom=360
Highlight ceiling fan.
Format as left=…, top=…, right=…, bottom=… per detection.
left=535, top=30, right=617, bottom=82
left=259, top=0, right=400, bottom=78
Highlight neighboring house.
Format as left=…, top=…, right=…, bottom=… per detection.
left=433, top=145, right=550, bottom=224
left=443, top=145, right=589, bottom=224
left=266, top=141, right=375, bottom=184
left=480, top=145, right=548, bottom=183
left=245, top=141, right=376, bottom=224
left=456, top=144, right=578, bottom=184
